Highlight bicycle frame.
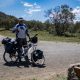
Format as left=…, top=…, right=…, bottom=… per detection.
left=27, top=42, right=37, bottom=53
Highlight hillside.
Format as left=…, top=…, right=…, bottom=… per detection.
left=0, top=11, right=17, bottom=21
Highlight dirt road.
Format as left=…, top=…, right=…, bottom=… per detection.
left=0, top=39, right=80, bottom=80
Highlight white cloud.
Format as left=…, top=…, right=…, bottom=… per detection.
left=23, top=2, right=33, bottom=7
left=22, top=1, right=41, bottom=15
left=72, top=6, right=80, bottom=22
left=72, top=7, right=80, bottom=14
left=25, top=8, right=41, bottom=14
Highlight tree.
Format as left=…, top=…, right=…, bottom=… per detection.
left=45, top=5, right=75, bottom=36
left=74, top=22, right=80, bottom=33
left=25, top=20, right=45, bottom=31
left=44, top=20, right=55, bottom=34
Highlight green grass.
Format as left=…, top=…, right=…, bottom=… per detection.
left=30, top=74, right=67, bottom=80
left=0, top=30, right=80, bottom=42
left=32, top=31, right=80, bottom=42
left=32, top=78, right=37, bottom=80
left=53, top=74, right=67, bottom=80
left=0, top=30, right=15, bottom=37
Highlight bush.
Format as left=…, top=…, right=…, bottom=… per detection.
left=64, top=32, right=76, bottom=37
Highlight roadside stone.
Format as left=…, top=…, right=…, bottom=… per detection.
left=67, top=63, right=80, bottom=80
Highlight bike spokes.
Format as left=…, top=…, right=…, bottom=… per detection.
left=3, top=52, right=18, bottom=63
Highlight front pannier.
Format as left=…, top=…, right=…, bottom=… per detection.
left=32, top=50, right=43, bottom=62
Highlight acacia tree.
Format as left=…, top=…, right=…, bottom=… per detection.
left=45, top=5, right=75, bottom=36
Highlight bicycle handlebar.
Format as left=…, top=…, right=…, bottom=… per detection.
left=27, top=34, right=38, bottom=42
left=34, top=34, right=38, bottom=37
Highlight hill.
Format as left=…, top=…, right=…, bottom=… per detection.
left=0, top=11, right=16, bottom=21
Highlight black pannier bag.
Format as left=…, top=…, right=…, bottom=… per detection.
left=32, top=50, right=43, bottom=62
left=2, top=38, right=15, bottom=54
left=31, top=36, right=38, bottom=44
left=37, top=50, right=43, bottom=59
left=2, top=37, right=11, bottom=44
left=5, top=42, right=15, bottom=53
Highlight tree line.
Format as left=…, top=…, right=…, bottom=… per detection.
left=0, top=12, right=53, bottom=31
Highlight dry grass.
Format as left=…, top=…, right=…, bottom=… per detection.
left=0, top=30, right=80, bottom=42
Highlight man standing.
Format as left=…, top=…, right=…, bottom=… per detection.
left=12, top=18, right=30, bottom=63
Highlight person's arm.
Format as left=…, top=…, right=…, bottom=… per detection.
left=12, top=24, right=19, bottom=33
left=12, top=25, right=17, bottom=33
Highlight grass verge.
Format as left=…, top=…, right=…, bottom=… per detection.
left=30, top=74, right=67, bottom=80
left=0, top=30, right=80, bottom=42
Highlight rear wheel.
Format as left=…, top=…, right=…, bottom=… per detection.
left=3, top=51, right=18, bottom=63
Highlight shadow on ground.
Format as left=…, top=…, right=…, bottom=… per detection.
left=3, top=61, right=46, bottom=68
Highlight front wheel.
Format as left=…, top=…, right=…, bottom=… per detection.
left=31, top=50, right=45, bottom=65
left=3, top=51, right=18, bottom=63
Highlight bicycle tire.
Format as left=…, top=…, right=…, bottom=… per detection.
left=3, top=51, right=18, bottom=63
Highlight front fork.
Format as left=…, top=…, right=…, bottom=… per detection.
left=33, top=44, right=37, bottom=51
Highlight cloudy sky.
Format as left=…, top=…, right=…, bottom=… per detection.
left=0, top=0, right=80, bottom=22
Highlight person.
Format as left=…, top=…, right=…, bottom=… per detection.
left=12, top=17, right=30, bottom=62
